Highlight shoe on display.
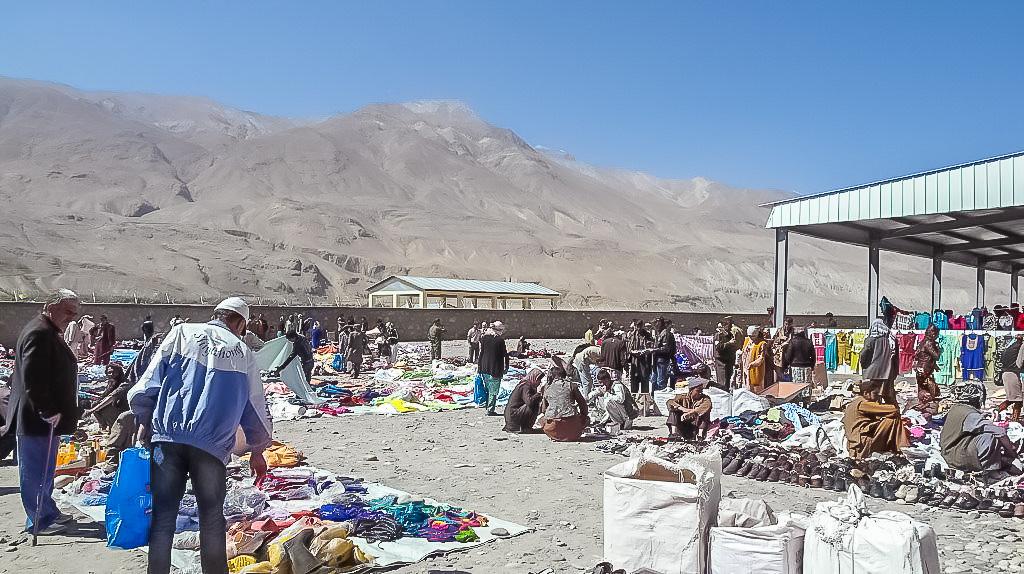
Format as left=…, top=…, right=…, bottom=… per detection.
left=903, top=485, right=920, bottom=504
left=723, top=458, right=743, bottom=475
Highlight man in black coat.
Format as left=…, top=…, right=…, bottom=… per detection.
left=478, top=322, right=509, bottom=416
left=2, top=289, right=82, bottom=536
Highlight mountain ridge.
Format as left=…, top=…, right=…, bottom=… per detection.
left=0, top=76, right=984, bottom=312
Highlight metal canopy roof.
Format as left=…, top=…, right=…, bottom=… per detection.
left=367, top=275, right=559, bottom=297
left=764, top=150, right=1024, bottom=273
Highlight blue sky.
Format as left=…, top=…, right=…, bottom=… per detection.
left=3, top=1, right=1022, bottom=193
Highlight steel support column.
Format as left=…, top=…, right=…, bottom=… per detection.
left=1012, top=267, right=1020, bottom=304
left=773, top=228, right=789, bottom=328
left=867, top=240, right=880, bottom=323
left=931, top=249, right=943, bottom=311
left=976, top=263, right=986, bottom=308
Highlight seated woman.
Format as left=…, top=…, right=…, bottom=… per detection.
left=666, top=377, right=712, bottom=439
left=503, top=368, right=545, bottom=433
left=541, top=357, right=589, bottom=442
left=588, top=368, right=638, bottom=435
left=85, top=363, right=128, bottom=430
left=842, top=379, right=908, bottom=459
left=941, top=383, right=1020, bottom=480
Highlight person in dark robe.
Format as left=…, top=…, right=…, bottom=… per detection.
left=428, top=319, right=446, bottom=360
left=141, top=315, right=155, bottom=341
left=914, top=325, right=942, bottom=408
left=347, top=326, right=368, bottom=378
left=310, top=321, right=324, bottom=349
left=842, top=380, right=907, bottom=459
left=996, top=335, right=1024, bottom=422
left=478, top=322, right=509, bottom=416
left=599, top=330, right=628, bottom=382
left=625, top=320, right=654, bottom=393
left=90, top=315, right=116, bottom=365
left=712, top=324, right=737, bottom=390
left=515, top=336, right=531, bottom=357
left=941, top=383, right=1019, bottom=479
left=502, top=368, right=545, bottom=433
left=274, top=330, right=315, bottom=383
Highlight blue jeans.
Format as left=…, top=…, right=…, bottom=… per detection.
left=149, top=442, right=228, bottom=574
left=17, top=434, right=60, bottom=531
left=650, top=358, right=670, bottom=391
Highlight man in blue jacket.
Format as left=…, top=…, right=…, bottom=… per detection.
left=129, top=297, right=272, bottom=574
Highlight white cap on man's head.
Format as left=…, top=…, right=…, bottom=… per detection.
left=491, top=321, right=505, bottom=332
left=215, top=296, right=250, bottom=322
left=687, top=376, right=710, bottom=389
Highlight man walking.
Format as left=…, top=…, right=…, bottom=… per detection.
left=2, top=289, right=81, bottom=536
left=467, top=322, right=482, bottom=362
left=478, top=322, right=509, bottom=416
left=428, top=318, right=446, bottom=360
left=129, top=297, right=272, bottom=574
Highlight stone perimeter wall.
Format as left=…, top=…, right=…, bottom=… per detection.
left=0, top=302, right=863, bottom=346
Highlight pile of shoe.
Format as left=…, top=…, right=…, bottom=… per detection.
left=721, top=442, right=829, bottom=487
left=914, top=469, right=1024, bottom=518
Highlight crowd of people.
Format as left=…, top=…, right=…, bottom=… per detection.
left=8, top=292, right=1024, bottom=573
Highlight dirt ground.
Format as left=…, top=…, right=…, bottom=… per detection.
left=2, top=340, right=1023, bottom=573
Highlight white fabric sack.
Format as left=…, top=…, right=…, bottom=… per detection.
left=704, top=387, right=771, bottom=421
left=718, top=497, right=776, bottom=528
left=779, top=420, right=848, bottom=457
left=604, top=451, right=721, bottom=574
left=803, top=485, right=940, bottom=574
left=709, top=517, right=806, bottom=574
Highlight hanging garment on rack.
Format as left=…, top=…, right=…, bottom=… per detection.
left=835, top=331, right=851, bottom=366
left=935, top=334, right=959, bottom=386
left=893, top=312, right=914, bottom=331
left=983, top=313, right=999, bottom=330
left=966, top=308, right=983, bottom=330
left=898, top=332, right=917, bottom=374
left=949, top=316, right=967, bottom=330
left=998, top=314, right=1014, bottom=330
left=961, top=333, right=986, bottom=381
left=850, top=331, right=866, bottom=371
left=824, top=331, right=838, bottom=372
left=811, top=331, right=826, bottom=365
left=914, top=312, right=932, bottom=330
left=932, top=311, right=950, bottom=330
left=984, top=333, right=996, bottom=381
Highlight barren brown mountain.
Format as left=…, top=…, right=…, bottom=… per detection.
left=0, top=77, right=986, bottom=312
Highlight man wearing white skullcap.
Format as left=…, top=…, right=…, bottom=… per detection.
left=129, top=296, right=272, bottom=574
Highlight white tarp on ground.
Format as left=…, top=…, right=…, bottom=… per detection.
left=256, top=336, right=323, bottom=404
left=74, top=477, right=530, bottom=572
left=604, top=451, right=722, bottom=574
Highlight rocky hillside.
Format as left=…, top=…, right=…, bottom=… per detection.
left=0, top=77, right=983, bottom=312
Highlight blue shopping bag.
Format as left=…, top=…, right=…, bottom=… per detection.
left=104, top=447, right=152, bottom=549
left=473, top=374, right=487, bottom=405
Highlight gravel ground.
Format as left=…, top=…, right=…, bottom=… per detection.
left=1, top=339, right=1021, bottom=573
